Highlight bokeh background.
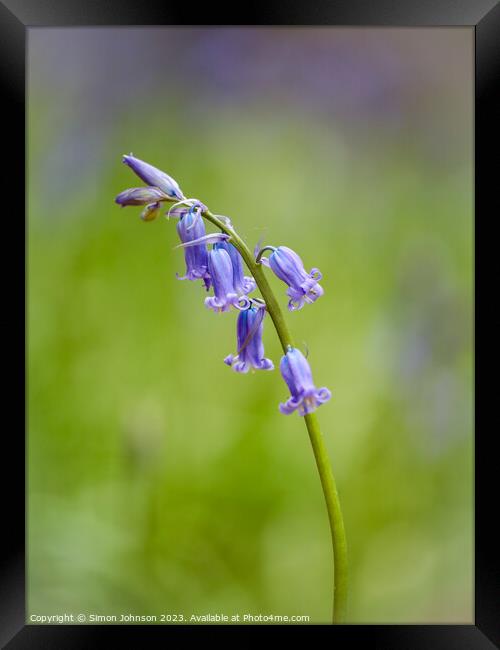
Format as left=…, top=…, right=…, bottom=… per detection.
left=28, top=27, right=473, bottom=624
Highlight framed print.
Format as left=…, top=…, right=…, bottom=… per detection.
left=1, top=0, right=498, bottom=646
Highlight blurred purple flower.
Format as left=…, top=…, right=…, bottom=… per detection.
left=279, top=347, right=331, bottom=416
left=224, top=305, right=274, bottom=373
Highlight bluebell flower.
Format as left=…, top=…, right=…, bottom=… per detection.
left=122, top=154, right=185, bottom=201
left=259, top=245, right=323, bottom=311
left=216, top=241, right=256, bottom=296
left=279, top=347, right=331, bottom=416
left=115, top=186, right=169, bottom=207
left=224, top=306, right=274, bottom=373
left=176, top=204, right=211, bottom=289
left=205, top=247, right=250, bottom=313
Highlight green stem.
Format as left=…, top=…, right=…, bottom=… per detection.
left=203, top=209, right=348, bottom=623
left=304, top=412, right=348, bottom=623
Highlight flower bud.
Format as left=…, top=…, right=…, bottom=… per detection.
left=122, top=154, right=185, bottom=201
left=115, top=187, right=169, bottom=206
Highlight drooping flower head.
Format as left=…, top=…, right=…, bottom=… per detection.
left=215, top=241, right=256, bottom=296
left=224, top=305, right=274, bottom=373
left=122, top=154, right=185, bottom=201
left=259, top=245, right=324, bottom=311
left=205, top=246, right=250, bottom=313
left=176, top=203, right=211, bottom=289
left=279, top=346, right=331, bottom=416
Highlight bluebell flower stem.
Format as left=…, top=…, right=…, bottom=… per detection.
left=304, top=412, right=348, bottom=623
left=203, top=209, right=348, bottom=623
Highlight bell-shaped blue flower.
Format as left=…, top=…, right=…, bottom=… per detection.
left=205, top=246, right=250, bottom=313
left=224, top=306, right=274, bottom=373
left=216, top=241, right=256, bottom=296
left=279, top=347, right=331, bottom=416
left=261, top=246, right=323, bottom=311
left=122, top=154, right=185, bottom=201
left=176, top=204, right=211, bottom=289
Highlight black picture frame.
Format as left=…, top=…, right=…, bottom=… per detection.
left=1, top=1, right=498, bottom=646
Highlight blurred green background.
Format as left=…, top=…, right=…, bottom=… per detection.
left=28, top=28, right=473, bottom=623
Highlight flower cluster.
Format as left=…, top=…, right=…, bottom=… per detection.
left=115, top=155, right=331, bottom=416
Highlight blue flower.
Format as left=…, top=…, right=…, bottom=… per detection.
left=260, top=246, right=323, bottom=311
left=216, top=241, right=256, bottom=296
left=205, top=246, right=250, bottom=313
left=279, top=347, right=331, bottom=416
left=224, top=306, right=274, bottom=373
left=176, top=204, right=211, bottom=289
left=122, top=154, right=185, bottom=201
